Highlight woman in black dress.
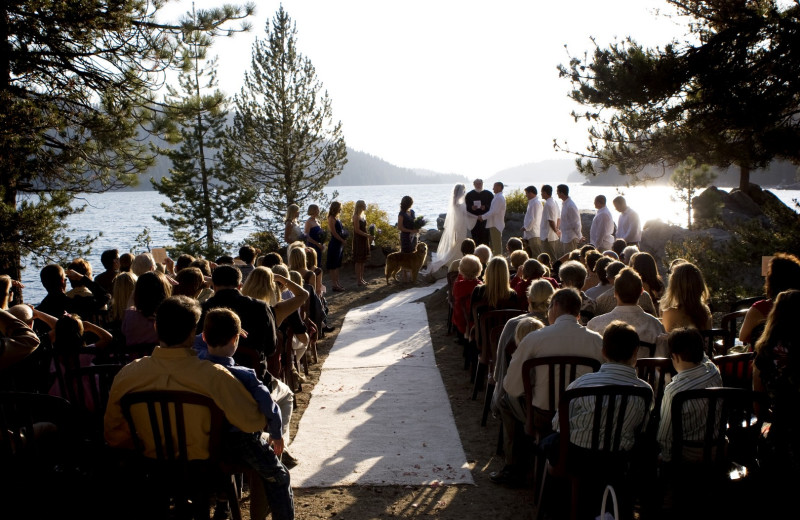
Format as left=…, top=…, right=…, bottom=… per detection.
left=326, top=201, right=347, bottom=291
left=352, top=199, right=370, bottom=286
left=397, top=195, right=419, bottom=282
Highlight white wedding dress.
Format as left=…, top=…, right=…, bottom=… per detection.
left=425, top=183, right=477, bottom=273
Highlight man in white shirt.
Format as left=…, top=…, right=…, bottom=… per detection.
left=491, top=287, right=604, bottom=486
left=480, top=182, right=507, bottom=256
left=589, top=195, right=615, bottom=252
left=521, top=185, right=543, bottom=257
left=557, top=184, right=582, bottom=257
left=587, top=267, right=665, bottom=356
left=613, top=196, right=642, bottom=246
left=539, top=185, right=560, bottom=261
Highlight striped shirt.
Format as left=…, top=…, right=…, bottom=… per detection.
left=553, top=363, right=653, bottom=451
left=656, top=360, right=722, bottom=462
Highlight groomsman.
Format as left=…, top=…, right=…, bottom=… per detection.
left=522, top=186, right=543, bottom=257
left=557, top=184, right=582, bottom=256
left=465, top=178, right=494, bottom=247
left=480, top=182, right=507, bottom=256
left=539, top=185, right=560, bottom=260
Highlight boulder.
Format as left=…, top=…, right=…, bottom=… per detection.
left=365, top=246, right=387, bottom=268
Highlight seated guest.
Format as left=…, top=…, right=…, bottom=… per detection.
left=35, top=263, right=110, bottom=330
left=621, top=244, right=639, bottom=265
left=587, top=267, right=665, bottom=357
left=469, top=256, right=522, bottom=343
left=585, top=256, right=614, bottom=301
left=629, top=252, right=665, bottom=315
left=581, top=250, right=603, bottom=292
left=660, top=261, right=712, bottom=332
left=448, top=238, right=477, bottom=274
left=739, top=253, right=800, bottom=345
left=195, top=307, right=294, bottom=520
left=473, top=244, right=492, bottom=280
left=119, top=252, right=135, bottom=273
left=489, top=279, right=555, bottom=418
left=558, top=260, right=595, bottom=324
left=173, top=267, right=206, bottom=300
left=511, top=259, right=544, bottom=301
left=505, top=237, right=525, bottom=258
left=175, top=253, right=196, bottom=273
left=94, top=249, right=120, bottom=294
left=508, top=251, right=531, bottom=295
left=238, top=245, right=257, bottom=282
left=595, top=261, right=657, bottom=317
left=121, top=271, right=172, bottom=348
left=0, top=308, right=41, bottom=371
left=612, top=238, right=627, bottom=259
left=657, top=327, right=722, bottom=463
left=491, top=288, right=603, bottom=486
left=451, top=255, right=483, bottom=339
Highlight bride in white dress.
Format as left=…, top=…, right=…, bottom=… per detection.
left=425, top=183, right=477, bottom=273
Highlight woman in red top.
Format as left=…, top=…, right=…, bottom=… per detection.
left=452, top=254, right=483, bottom=338
left=740, top=253, right=800, bottom=345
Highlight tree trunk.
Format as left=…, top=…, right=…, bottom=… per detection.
left=739, top=164, right=750, bottom=191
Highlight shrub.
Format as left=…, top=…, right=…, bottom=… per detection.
left=238, top=230, right=280, bottom=259
left=505, top=188, right=527, bottom=214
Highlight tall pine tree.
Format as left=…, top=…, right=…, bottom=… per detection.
left=152, top=20, right=255, bottom=259
left=0, top=1, right=253, bottom=300
left=227, top=6, right=347, bottom=231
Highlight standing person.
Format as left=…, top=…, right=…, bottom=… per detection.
left=589, top=195, right=615, bottom=252
left=397, top=195, right=420, bottom=282
left=465, top=178, right=494, bottom=247
left=557, top=184, right=581, bottom=257
left=522, top=186, right=543, bottom=258
left=480, top=182, right=507, bottom=257
left=352, top=200, right=370, bottom=287
left=304, top=204, right=325, bottom=263
left=284, top=203, right=304, bottom=245
left=540, top=185, right=560, bottom=260
left=613, top=196, right=642, bottom=246
left=425, top=183, right=477, bottom=274
left=326, top=201, right=346, bottom=292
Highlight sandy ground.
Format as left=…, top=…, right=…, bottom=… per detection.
left=243, top=261, right=535, bottom=519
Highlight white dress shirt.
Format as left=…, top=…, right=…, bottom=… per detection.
left=540, top=197, right=560, bottom=241
left=616, top=207, right=642, bottom=243
left=560, top=197, right=582, bottom=244
left=523, top=196, right=543, bottom=239
left=503, top=314, right=604, bottom=409
left=482, top=191, right=507, bottom=233
left=586, top=304, right=666, bottom=355
left=590, top=206, right=615, bottom=251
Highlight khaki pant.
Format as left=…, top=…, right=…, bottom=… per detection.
left=526, top=237, right=543, bottom=258
left=490, top=227, right=503, bottom=256
left=543, top=239, right=559, bottom=261
left=561, top=239, right=578, bottom=258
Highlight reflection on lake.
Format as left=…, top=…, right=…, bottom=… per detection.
left=20, top=183, right=800, bottom=304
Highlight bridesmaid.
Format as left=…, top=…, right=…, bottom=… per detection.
left=284, top=203, right=303, bottom=245
left=326, top=201, right=347, bottom=291
left=397, top=195, right=419, bottom=282
left=304, top=204, right=325, bottom=262
left=352, top=200, right=370, bottom=286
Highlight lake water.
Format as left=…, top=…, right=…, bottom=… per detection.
left=20, top=183, right=800, bottom=304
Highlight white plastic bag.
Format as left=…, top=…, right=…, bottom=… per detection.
left=596, top=484, right=619, bottom=520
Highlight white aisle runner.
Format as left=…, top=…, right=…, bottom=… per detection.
left=289, top=280, right=475, bottom=487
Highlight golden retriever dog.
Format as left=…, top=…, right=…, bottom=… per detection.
left=385, top=242, right=428, bottom=284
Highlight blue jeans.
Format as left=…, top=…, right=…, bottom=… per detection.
left=224, top=432, right=294, bottom=520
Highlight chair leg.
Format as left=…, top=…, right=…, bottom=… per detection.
left=480, top=381, right=494, bottom=426
left=496, top=423, right=504, bottom=456
left=471, top=362, right=487, bottom=400
left=536, top=468, right=549, bottom=520
left=227, top=474, right=243, bottom=520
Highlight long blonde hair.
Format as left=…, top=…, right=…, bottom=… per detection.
left=285, top=204, right=300, bottom=224
left=661, top=261, right=711, bottom=329
left=241, top=267, right=279, bottom=306
left=484, top=256, right=514, bottom=308
left=288, top=246, right=308, bottom=272
left=111, top=271, right=137, bottom=322
left=355, top=199, right=366, bottom=216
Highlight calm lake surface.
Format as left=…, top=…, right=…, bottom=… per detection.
left=21, top=183, right=800, bottom=304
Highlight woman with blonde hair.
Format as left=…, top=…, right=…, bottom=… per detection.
left=527, top=278, right=555, bottom=323
left=468, top=256, right=521, bottom=345
left=284, top=203, right=303, bottom=245
left=241, top=266, right=281, bottom=307
left=659, top=261, right=712, bottom=331
left=352, top=199, right=370, bottom=286
left=326, top=200, right=347, bottom=291
left=109, top=271, right=137, bottom=325
left=630, top=251, right=665, bottom=313
left=288, top=245, right=317, bottom=295
left=304, top=246, right=324, bottom=296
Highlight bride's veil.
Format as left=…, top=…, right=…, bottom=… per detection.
left=427, top=183, right=471, bottom=273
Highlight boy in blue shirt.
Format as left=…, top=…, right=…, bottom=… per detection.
left=198, top=307, right=294, bottom=520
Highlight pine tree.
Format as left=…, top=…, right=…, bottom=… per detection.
left=671, top=157, right=717, bottom=230
left=0, top=1, right=253, bottom=300
left=152, top=17, right=255, bottom=259
left=557, top=0, right=800, bottom=192
left=227, top=5, right=347, bottom=232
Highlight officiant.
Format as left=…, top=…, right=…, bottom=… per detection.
left=465, top=178, right=494, bottom=247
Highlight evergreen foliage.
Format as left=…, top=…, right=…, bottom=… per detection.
left=227, top=6, right=347, bottom=233
left=505, top=189, right=528, bottom=214
left=152, top=19, right=256, bottom=259
left=671, top=157, right=717, bottom=229
left=557, top=0, right=800, bottom=191
left=0, top=0, right=254, bottom=298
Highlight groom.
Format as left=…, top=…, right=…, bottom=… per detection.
left=465, top=179, right=494, bottom=247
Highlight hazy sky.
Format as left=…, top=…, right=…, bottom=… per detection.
left=161, top=1, right=687, bottom=178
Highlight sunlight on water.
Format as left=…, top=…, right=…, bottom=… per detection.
left=19, top=183, right=800, bottom=304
